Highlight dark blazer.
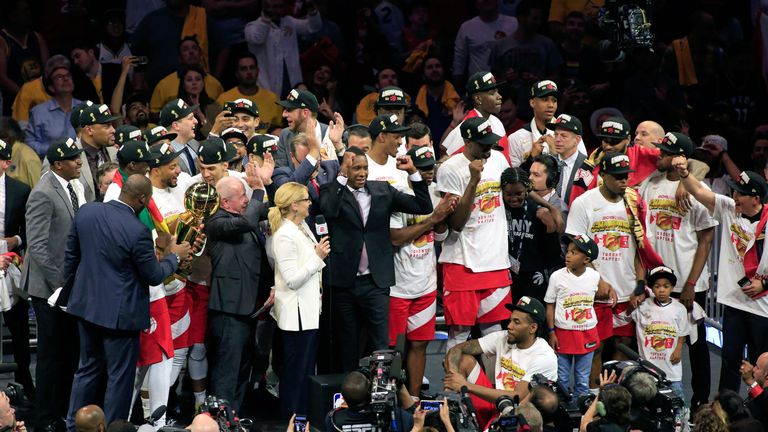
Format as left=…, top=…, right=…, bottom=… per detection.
left=563, top=151, right=587, bottom=205
left=319, top=178, right=433, bottom=289
left=204, top=193, right=267, bottom=316
left=63, top=200, right=178, bottom=331
left=4, top=175, right=30, bottom=250
left=274, top=123, right=329, bottom=168
left=268, top=158, right=340, bottom=202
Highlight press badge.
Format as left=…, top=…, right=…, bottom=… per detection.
left=510, top=256, right=520, bottom=274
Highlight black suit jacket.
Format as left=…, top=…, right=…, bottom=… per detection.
left=319, top=178, right=433, bottom=289
left=4, top=176, right=30, bottom=251
left=204, top=192, right=267, bottom=316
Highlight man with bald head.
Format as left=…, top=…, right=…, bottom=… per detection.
left=187, top=414, right=219, bottom=432
left=205, top=168, right=267, bottom=409
left=742, top=352, right=768, bottom=430
left=75, top=405, right=106, bottom=432
left=64, top=174, right=192, bottom=427
left=634, top=120, right=665, bottom=149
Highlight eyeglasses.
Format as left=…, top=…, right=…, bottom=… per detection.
left=603, top=138, right=623, bottom=145
left=296, top=198, right=311, bottom=203
left=51, top=73, right=72, bottom=81
left=229, top=141, right=245, bottom=147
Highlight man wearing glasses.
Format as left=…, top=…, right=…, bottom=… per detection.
left=25, top=55, right=81, bottom=158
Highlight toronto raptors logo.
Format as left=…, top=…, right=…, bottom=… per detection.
left=143, top=317, right=157, bottom=335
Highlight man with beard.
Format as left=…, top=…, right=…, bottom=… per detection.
left=216, top=53, right=282, bottom=131
left=355, top=68, right=409, bottom=127
left=443, top=297, right=557, bottom=429
left=414, top=56, right=460, bottom=146
left=639, top=132, right=716, bottom=410
left=274, top=89, right=344, bottom=167
left=509, top=80, right=586, bottom=168
left=103, top=140, right=154, bottom=202
left=440, top=71, right=508, bottom=161
left=221, top=127, right=248, bottom=172
left=72, top=103, right=120, bottom=202
left=123, top=93, right=151, bottom=132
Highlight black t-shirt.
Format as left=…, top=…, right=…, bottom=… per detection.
left=506, top=196, right=561, bottom=272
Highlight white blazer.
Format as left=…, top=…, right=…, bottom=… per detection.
left=270, top=219, right=325, bottom=331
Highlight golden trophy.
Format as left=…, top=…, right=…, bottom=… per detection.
left=172, top=182, right=220, bottom=277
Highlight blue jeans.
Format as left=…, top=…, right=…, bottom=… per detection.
left=557, top=351, right=595, bottom=396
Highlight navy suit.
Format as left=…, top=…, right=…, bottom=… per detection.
left=63, top=200, right=178, bottom=428
left=267, top=157, right=340, bottom=225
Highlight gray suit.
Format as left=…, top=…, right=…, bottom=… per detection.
left=274, top=123, right=328, bottom=168
left=173, top=139, right=201, bottom=175
left=41, top=139, right=117, bottom=203
left=22, top=171, right=77, bottom=299
left=21, top=170, right=80, bottom=429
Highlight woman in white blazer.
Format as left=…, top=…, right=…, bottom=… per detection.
left=269, top=182, right=330, bottom=418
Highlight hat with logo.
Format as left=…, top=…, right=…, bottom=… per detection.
left=647, top=266, right=677, bottom=288
left=117, top=140, right=153, bottom=164
left=70, top=100, right=94, bottom=129
left=0, top=139, right=12, bottom=160
left=148, top=142, right=185, bottom=168
left=406, top=145, right=436, bottom=169
left=115, top=125, right=143, bottom=146
left=561, top=234, right=599, bottom=261
left=221, top=127, right=248, bottom=144
left=197, top=137, right=236, bottom=164
left=655, top=132, right=693, bottom=158
left=530, top=80, right=560, bottom=99
left=246, top=135, right=279, bottom=158
left=725, top=171, right=768, bottom=199
left=374, top=86, right=407, bottom=108
left=460, top=116, right=501, bottom=146
left=224, top=98, right=259, bottom=117
left=143, top=125, right=178, bottom=145
left=277, top=89, right=319, bottom=112
left=599, top=151, right=634, bottom=176
left=368, top=114, right=411, bottom=138
left=160, top=98, right=198, bottom=127
left=80, top=103, right=120, bottom=126
left=596, top=117, right=631, bottom=140
left=546, top=113, right=583, bottom=136
left=47, top=138, right=83, bottom=163
left=505, top=296, right=546, bottom=324
left=467, top=71, right=504, bottom=95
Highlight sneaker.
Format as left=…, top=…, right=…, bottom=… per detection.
left=266, top=370, right=280, bottom=398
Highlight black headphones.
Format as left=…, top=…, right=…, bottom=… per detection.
left=532, top=154, right=560, bottom=189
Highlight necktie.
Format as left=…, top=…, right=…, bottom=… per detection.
left=310, top=178, right=320, bottom=197
left=184, top=147, right=197, bottom=175
left=556, top=159, right=567, bottom=196
left=353, top=189, right=369, bottom=274
left=67, top=183, right=79, bottom=214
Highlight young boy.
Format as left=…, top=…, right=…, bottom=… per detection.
left=629, top=266, right=690, bottom=400
left=544, top=234, right=601, bottom=396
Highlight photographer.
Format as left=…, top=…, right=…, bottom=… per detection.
left=740, top=352, right=768, bottom=430
left=411, top=398, right=455, bottom=432
left=443, top=297, right=557, bottom=429
left=326, top=371, right=416, bottom=432
left=0, top=390, right=26, bottom=432
left=529, top=386, right=560, bottom=432
left=621, top=369, right=663, bottom=431
left=579, top=371, right=633, bottom=432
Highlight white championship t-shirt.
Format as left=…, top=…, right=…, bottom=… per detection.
left=544, top=267, right=600, bottom=331
left=478, top=332, right=558, bottom=391
left=367, top=155, right=410, bottom=191
left=437, top=150, right=510, bottom=272
left=631, top=298, right=690, bottom=381
left=639, top=175, right=718, bottom=293
left=390, top=184, right=445, bottom=299
left=566, top=188, right=636, bottom=302
left=712, top=194, right=768, bottom=317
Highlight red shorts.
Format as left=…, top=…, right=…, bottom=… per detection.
left=138, top=298, right=174, bottom=367
left=443, top=263, right=512, bottom=292
left=612, top=302, right=635, bottom=337
left=185, top=280, right=209, bottom=345
left=389, top=291, right=437, bottom=346
left=166, top=288, right=192, bottom=349
left=468, top=363, right=499, bottom=430
left=555, top=327, right=600, bottom=355
left=595, top=303, right=614, bottom=341
left=443, top=287, right=511, bottom=326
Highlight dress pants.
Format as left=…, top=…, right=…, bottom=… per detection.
left=66, top=319, right=139, bottom=431
left=332, top=275, right=389, bottom=372
left=671, top=291, right=711, bottom=406
left=207, top=311, right=255, bottom=410
left=280, top=328, right=319, bottom=418
left=31, top=297, right=79, bottom=430
left=3, top=298, right=33, bottom=391
left=719, top=305, right=768, bottom=392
